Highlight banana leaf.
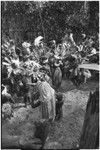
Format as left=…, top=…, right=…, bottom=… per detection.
left=78, top=63, right=99, bottom=71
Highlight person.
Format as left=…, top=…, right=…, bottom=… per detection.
left=44, top=73, right=52, bottom=87
left=82, top=69, right=91, bottom=83
left=21, top=73, right=32, bottom=107
left=55, top=92, right=64, bottom=120
left=38, top=75, right=56, bottom=121
left=53, top=59, right=62, bottom=90
left=39, top=67, right=52, bottom=86
left=28, top=74, right=56, bottom=122
left=30, top=74, right=56, bottom=143
left=41, top=58, right=51, bottom=77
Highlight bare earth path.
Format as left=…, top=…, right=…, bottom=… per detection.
left=2, top=79, right=99, bottom=149
left=44, top=79, right=99, bottom=149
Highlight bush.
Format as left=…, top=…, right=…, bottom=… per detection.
left=2, top=103, right=13, bottom=119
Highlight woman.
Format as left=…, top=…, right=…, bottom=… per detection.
left=28, top=74, right=56, bottom=121
left=37, top=75, right=56, bottom=121
left=53, top=60, right=62, bottom=90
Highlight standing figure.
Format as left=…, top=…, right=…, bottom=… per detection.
left=48, top=55, right=56, bottom=81
left=28, top=75, right=56, bottom=121
left=38, top=76, right=56, bottom=121
left=55, top=92, right=64, bottom=120
left=22, top=74, right=31, bottom=107
left=53, top=60, right=62, bottom=90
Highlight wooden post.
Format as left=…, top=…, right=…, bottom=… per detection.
left=79, top=87, right=99, bottom=149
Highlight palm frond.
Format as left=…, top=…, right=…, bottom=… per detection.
left=2, top=62, right=10, bottom=66
left=4, top=57, right=11, bottom=64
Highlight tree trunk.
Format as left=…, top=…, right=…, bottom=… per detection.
left=79, top=87, right=99, bottom=149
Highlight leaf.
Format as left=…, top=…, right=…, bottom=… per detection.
left=78, top=63, right=99, bottom=71
left=4, top=57, right=11, bottom=64
left=34, top=36, right=43, bottom=46
left=2, top=62, right=10, bottom=66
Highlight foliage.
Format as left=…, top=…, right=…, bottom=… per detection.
left=1, top=1, right=99, bottom=103
left=1, top=1, right=99, bottom=44
left=10, top=107, right=29, bottom=124
left=2, top=38, right=43, bottom=98
left=2, top=103, right=12, bottom=118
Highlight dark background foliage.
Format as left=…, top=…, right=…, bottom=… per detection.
left=1, top=1, right=99, bottom=45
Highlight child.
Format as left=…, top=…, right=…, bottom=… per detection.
left=55, top=92, right=64, bottom=120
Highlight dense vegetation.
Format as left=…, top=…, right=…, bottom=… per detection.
left=1, top=1, right=99, bottom=107
left=1, top=1, right=99, bottom=44
left=1, top=2, right=99, bottom=149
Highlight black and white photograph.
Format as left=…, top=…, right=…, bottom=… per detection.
left=1, top=1, right=99, bottom=149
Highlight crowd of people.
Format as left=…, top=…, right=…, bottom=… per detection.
left=2, top=30, right=99, bottom=123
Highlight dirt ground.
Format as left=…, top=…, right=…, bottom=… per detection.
left=44, top=79, right=99, bottom=149
left=2, top=79, right=99, bottom=149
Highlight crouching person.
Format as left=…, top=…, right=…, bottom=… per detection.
left=34, top=119, right=50, bottom=148
left=55, top=92, right=64, bottom=120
